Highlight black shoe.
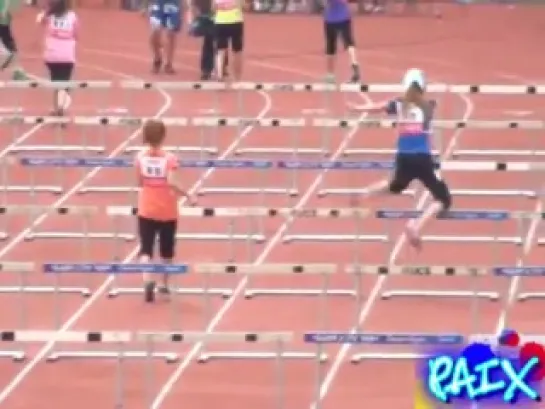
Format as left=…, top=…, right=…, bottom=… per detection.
left=349, top=65, right=361, bottom=83
left=144, top=281, right=156, bottom=303
left=152, top=59, right=162, bottom=74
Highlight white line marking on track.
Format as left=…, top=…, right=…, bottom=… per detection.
left=0, top=58, right=274, bottom=404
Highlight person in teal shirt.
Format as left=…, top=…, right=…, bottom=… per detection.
left=0, top=0, right=28, bottom=80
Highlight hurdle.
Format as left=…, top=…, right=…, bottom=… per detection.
left=43, top=262, right=189, bottom=361
left=1, top=330, right=292, bottom=409
left=500, top=265, right=545, bottom=302
left=0, top=262, right=36, bottom=361
left=193, top=262, right=334, bottom=362
left=0, top=206, right=105, bottom=295
left=368, top=211, right=544, bottom=301
left=104, top=206, right=278, bottom=298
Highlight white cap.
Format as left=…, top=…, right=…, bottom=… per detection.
left=402, top=68, right=426, bottom=91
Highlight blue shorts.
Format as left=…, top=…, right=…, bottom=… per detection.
left=149, top=2, right=181, bottom=32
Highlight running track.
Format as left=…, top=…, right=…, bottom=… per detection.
left=0, top=6, right=544, bottom=409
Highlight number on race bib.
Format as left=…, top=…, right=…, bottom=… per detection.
left=52, top=17, right=72, bottom=30
left=145, top=166, right=162, bottom=177
left=141, top=157, right=168, bottom=178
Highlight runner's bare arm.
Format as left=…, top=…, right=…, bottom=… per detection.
left=346, top=100, right=389, bottom=113
left=167, top=169, right=195, bottom=204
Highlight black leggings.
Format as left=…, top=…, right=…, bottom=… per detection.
left=324, top=19, right=354, bottom=55
left=46, top=62, right=74, bottom=82
left=389, top=153, right=452, bottom=210
left=138, top=216, right=177, bottom=259
left=0, top=23, right=16, bottom=53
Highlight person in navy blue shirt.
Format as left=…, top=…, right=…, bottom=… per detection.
left=322, top=0, right=360, bottom=83
left=347, top=68, right=452, bottom=249
left=144, top=0, right=185, bottom=74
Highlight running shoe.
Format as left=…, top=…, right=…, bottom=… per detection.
left=152, top=58, right=162, bottom=74
left=11, top=68, right=28, bottom=81
left=324, top=73, right=336, bottom=83
left=144, top=281, right=156, bottom=303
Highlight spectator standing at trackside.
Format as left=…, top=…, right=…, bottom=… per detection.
left=0, top=0, right=28, bottom=80
left=322, top=0, right=361, bottom=83
left=188, top=0, right=228, bottom=80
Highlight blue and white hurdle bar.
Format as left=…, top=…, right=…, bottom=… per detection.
left=12, top=149, right=545, bottom=200
left=29, top=262, right=545, bottom=363
left=0, top=330, right=293, bottom=409
left=42, top=262, right=334, bottom=363
left=1, top=204, right=541, bottom=300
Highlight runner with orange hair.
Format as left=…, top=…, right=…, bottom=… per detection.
left=135, top=120, right=194, bottom=302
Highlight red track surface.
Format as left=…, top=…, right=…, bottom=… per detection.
left=1, top=5, right=544, bottom=409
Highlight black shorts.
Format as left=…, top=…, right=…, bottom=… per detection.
left=324, top=19, right=354, bottom=55
left=0, top=23, right=16, bottom=53
left=45, top=62, right=74, bottom=82
left=389, top=153, right=452, bottom=208
left=138, top=216, right=177, bottom=259
left=215, top=22, right=243, bottom=52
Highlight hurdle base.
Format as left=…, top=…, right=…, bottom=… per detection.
left=282, top=234, right=388, bottom=243
left=9, top=145, right=105, bottom=153
left=381, top=290, right=500, bottom=300
left=124, top=146, right=217, bottom=155
left=0, top=351, right=26, bottom=362
left=108, top=286, right=233, bottom=298
left=350, top=352, right=425, bottom=363
left=2, top=185, right=62, bottom=194
left=25, top=232, right=135, bottom=241
left=47, top=351, right=179, bottom=363
left=78, top=186, right=139, bottom=194
left=197, top=187, right=298, bottom=197
left=235, top=147, right=328, bottom=156
left=517, top=292, right=545, bottom=301
left=198, top=351, right=328, bottom=363
left=0, top=286, right=91, bottom=296
left=318, top=188, right=415, bottom=197
left=244, top=288, right=356, bottom=299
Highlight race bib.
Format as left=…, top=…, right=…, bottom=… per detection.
left=140, top=157, right=168, bottom=179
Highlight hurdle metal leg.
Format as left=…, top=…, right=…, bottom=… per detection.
left=0, top=286, right=91, bottom=296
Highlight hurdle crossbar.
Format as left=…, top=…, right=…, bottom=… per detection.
left=318, top=187, right=538, bottom=198
left=0, top=330, right=291, bottom=363
left=18, top=157, right=545, bottom=172
left=4, top=81, right=545, bottom=94
left=344, top=148, right=545, bottom=158
left=124, top=145, right=218, bottom=155
left=4, top=116, right=545, bottom=130
left=192, top=263, right=334, bottom=362
left=304, top=331, right=466, bottom=362
left=345, top=265, right=488, bottom=276
left=493, top=266, right=545, bottom=302
left=117, top=81, right=545, bottom=94
left=0, top=259, right=89, bottom=297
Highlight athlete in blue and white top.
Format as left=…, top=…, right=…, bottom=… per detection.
left=144, top=0, right=186, bottom=74
left=347, top=68, right=452, bottom=249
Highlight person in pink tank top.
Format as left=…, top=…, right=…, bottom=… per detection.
left=135, top=120, right=195, bottom=303
left=36, top=0, right=77, bottom=116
